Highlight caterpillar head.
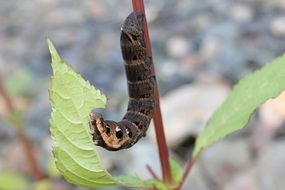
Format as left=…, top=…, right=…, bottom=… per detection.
left=89, top=113, right=130, bottom=151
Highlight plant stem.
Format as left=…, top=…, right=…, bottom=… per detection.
left=131, top=0, right=172, bottom=185
left=146, top=164, right=159, bottom=180
left=175, top=154, right=199, bottom=190
left=0, top=75, right=44, bottom=181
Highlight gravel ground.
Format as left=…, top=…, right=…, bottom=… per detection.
left=1, top=0, right=285, bottom=189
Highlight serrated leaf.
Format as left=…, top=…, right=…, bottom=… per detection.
left=169, top=157, right=182, bottom=184
left=0, top=171, right=28, bottom=190
left=47, top=158, right=60, bottom=179
left=193, top=53, right=285, bottom=157
left=48, top=39, right=160, bottom=189
left=48, top=39, right=115, bottom=187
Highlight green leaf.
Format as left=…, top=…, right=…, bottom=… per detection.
left=169, top=157, right=182, bottom=184
left=115, top=176, right=147, bottom=187
left=0, top=171, right=28, bottom=190
left=193, top=53, right=285, bottom=157
left=46, top=158, right=61, bottom=179
left=144, top=179, right=170, bottom=190
left=48, top=39, right=160, bottom=189
left=116, top=176, right=169, bottom=189
left=116, top=176, right=163, bottom=189
left=48, top=39, right=115, bottom=187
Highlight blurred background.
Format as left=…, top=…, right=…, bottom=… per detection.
left=1, top=0, right=285, bottom=189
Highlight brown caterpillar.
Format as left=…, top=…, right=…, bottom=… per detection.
left=89, top=12, right=155, bottom=151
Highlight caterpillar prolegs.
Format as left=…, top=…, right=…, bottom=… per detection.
left=89, top=12, right=155, bottom=151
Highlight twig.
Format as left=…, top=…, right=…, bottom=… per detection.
left=146, top=164, right=159, bottom=180
left=0, top=75, right=44, bottom=180
left=175, top=154, right=199, bottom=190
left=0, top=78, right=13, bottom=112
left=131, top=0, right=172, bottom=185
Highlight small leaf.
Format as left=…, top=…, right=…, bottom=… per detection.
left=0, top=171, right=28, bottom=190
left=193, top=53, right=285, bottom=157
left=169, top=157, right=182, bottom=183
left=48, top=39, right=161, bottom=189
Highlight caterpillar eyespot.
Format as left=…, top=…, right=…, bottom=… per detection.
left=89, top=12, right=155, bottom=151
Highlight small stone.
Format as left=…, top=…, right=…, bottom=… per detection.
left=201, top=139, right=251, bottom=188
left=200, top=37, right=220, bottom=62
left=260, top=91, right=285, bottom=128
left=149, top=77, right=230, bottom=147
left=183, top=164, right=209, bottom=190
left=257, top=141, right=285, bottom=190
left=160, top=60, right=179, bottom=78
left=251, top=91, right=285, bottom=149
left=224, top=168, right=257, bottom=190
left=229, top=4, right=253, bottom=22
left=270, top=16, right=285, bottom=37
left=166, top=36, right=191, bottom=58
left=192, top=13, right=212, bottom=30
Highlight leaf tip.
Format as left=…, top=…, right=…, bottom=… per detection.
left=47, top=39, right=61, bottom=64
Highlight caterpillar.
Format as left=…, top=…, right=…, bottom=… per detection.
left=89, top=12, right=155, bottom=151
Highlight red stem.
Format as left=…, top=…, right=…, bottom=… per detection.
left=175, top=154, right=199, bottom=190
left=146, top=164, right=159, bottom=180
left=132, top=0, right=172, bottom=185
left=0, top=75, right=44, bottom=181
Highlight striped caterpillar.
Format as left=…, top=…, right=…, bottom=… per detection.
left=89, top=12, right=155, bottom=151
